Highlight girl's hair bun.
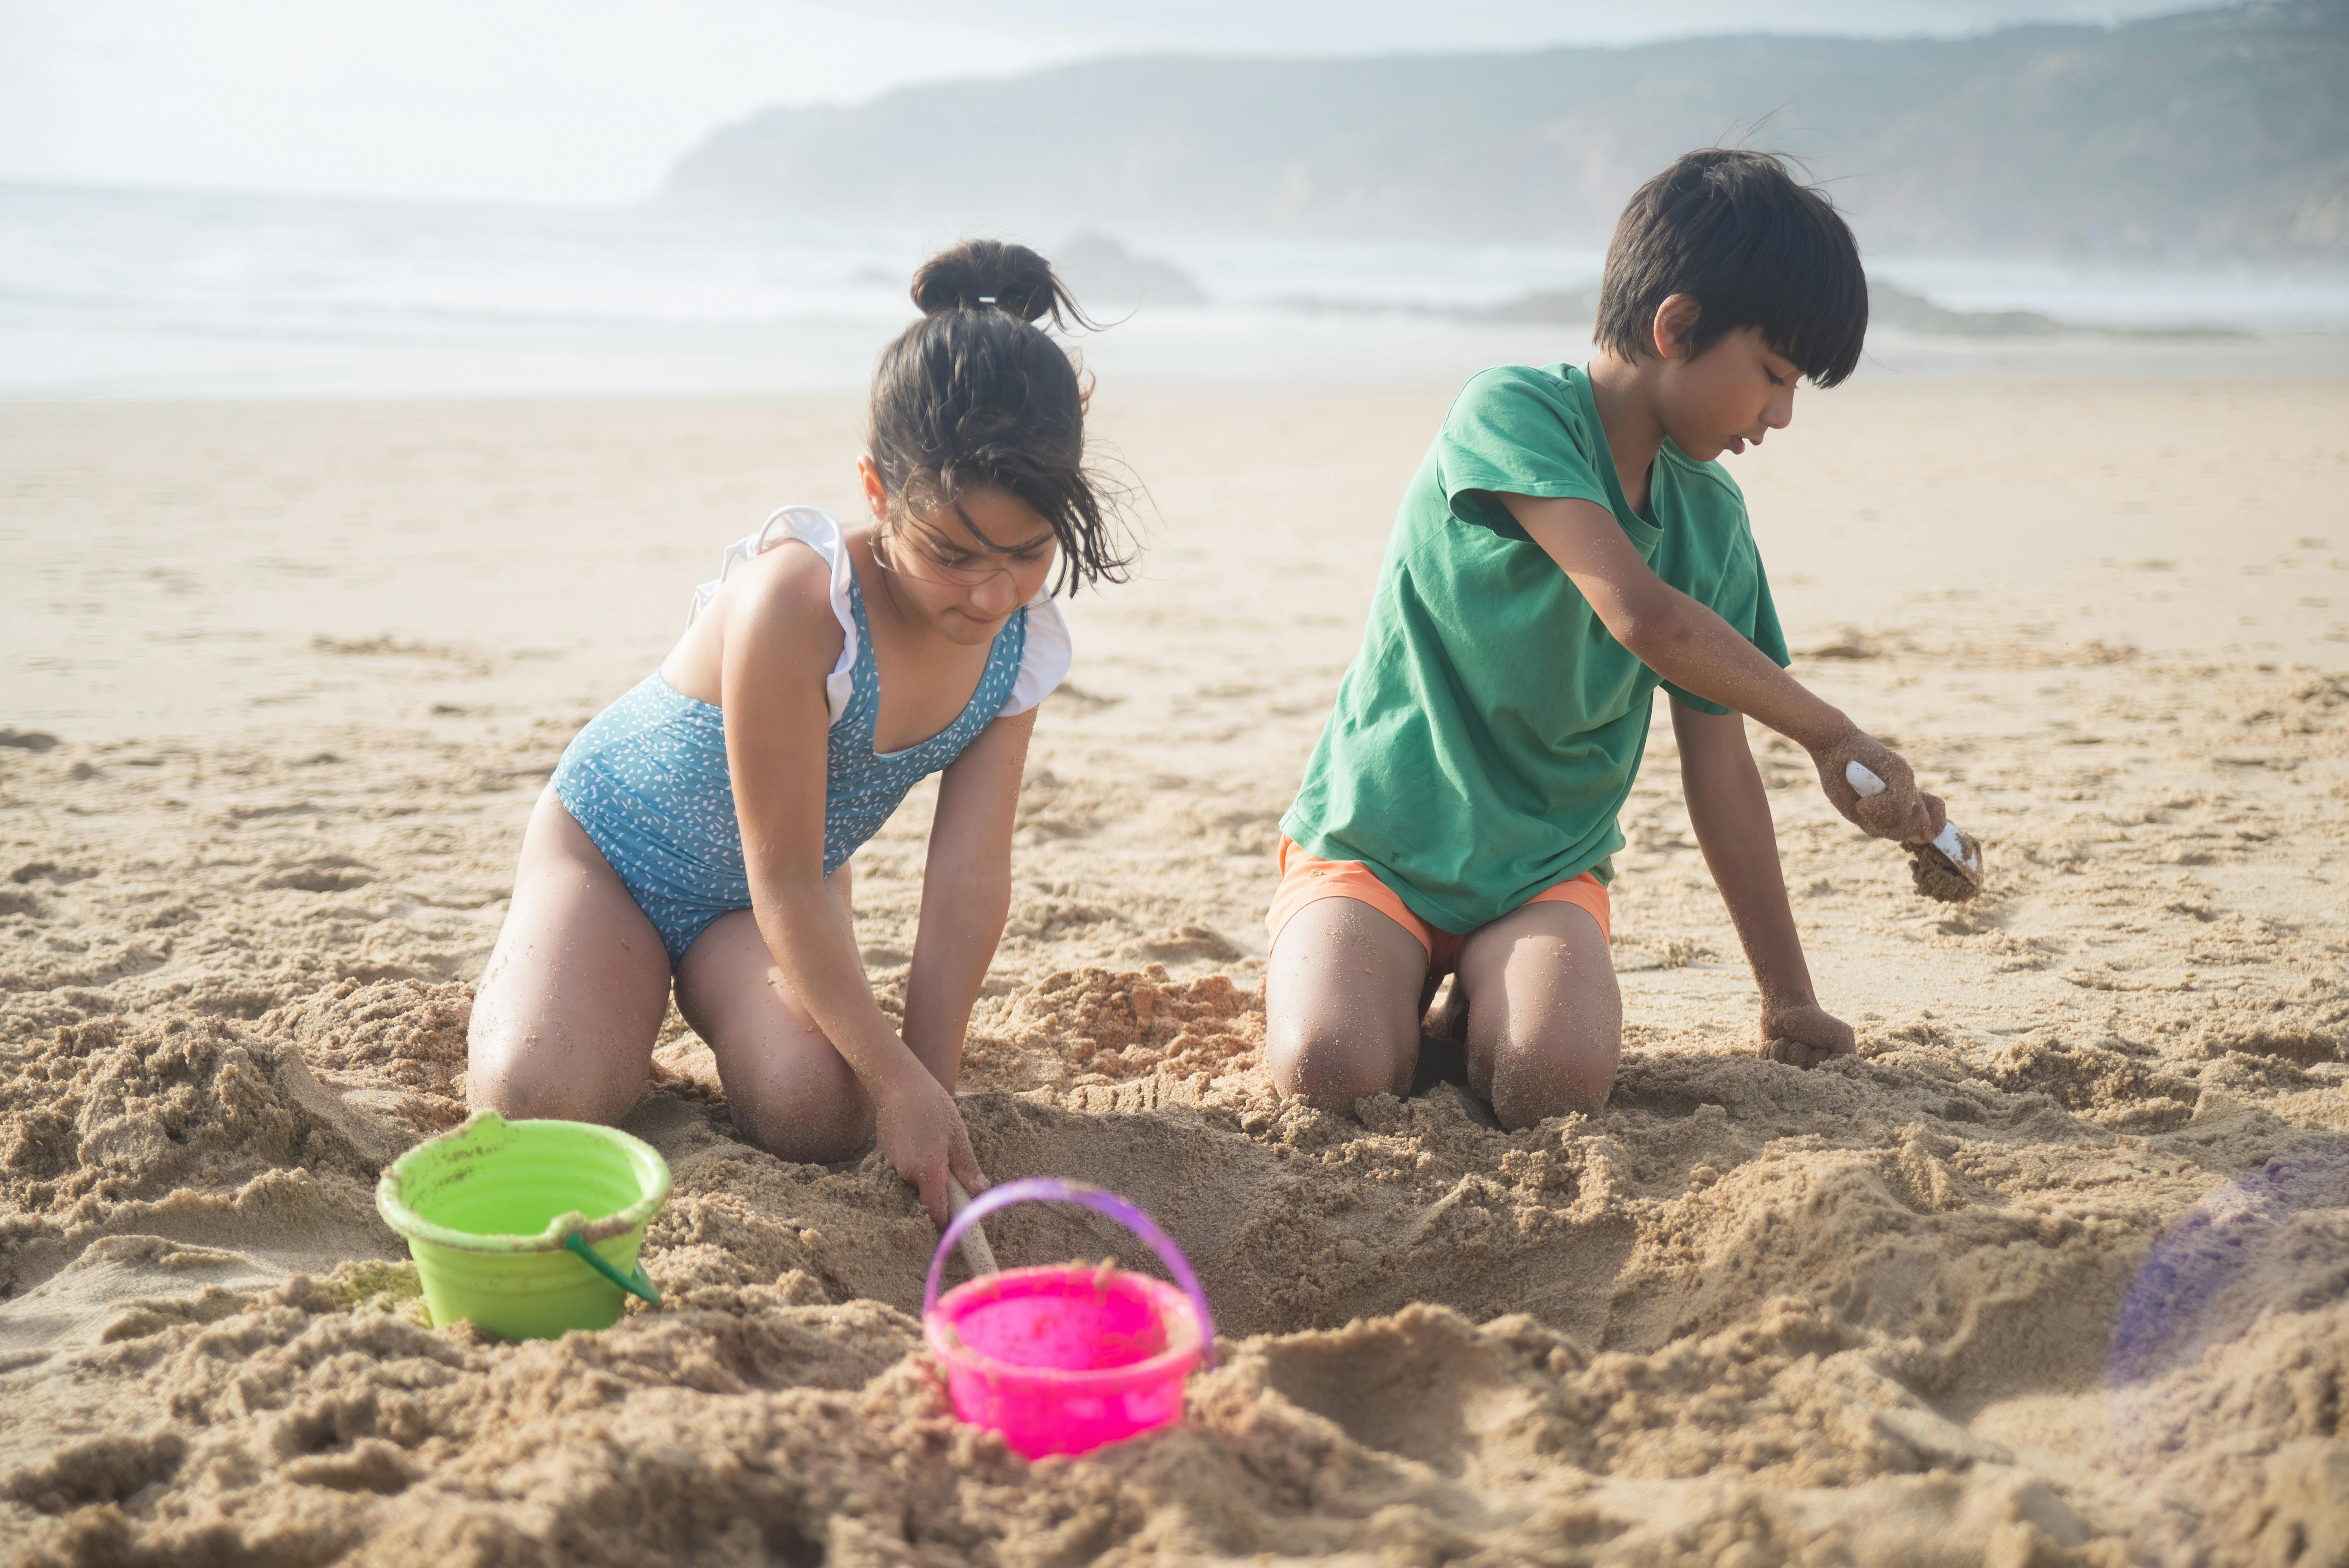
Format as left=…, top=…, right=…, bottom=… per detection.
left=874, top=239, right=1130, bottom=595
left=910, top=239, right=1094, bottom=330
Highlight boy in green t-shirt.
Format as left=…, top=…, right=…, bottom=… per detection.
left=1270, top=148, right=1951, bottom=1130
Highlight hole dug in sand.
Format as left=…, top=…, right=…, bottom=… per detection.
left=2, top=969, right=2343, bottom=1565
left=1251, top=1305, right=1562, bottom=1478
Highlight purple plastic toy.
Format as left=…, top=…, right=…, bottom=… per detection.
left=923, top=1178, right=1217, bottom=1458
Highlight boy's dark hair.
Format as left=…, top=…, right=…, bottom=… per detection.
left=869, top=239, right=1131, bottom=595
left=1594, top=149, right=1868, bottom=388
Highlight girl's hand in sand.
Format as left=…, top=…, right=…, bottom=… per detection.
left=1811, top=730, right=1947, bottom=845
left=873, top=1063, right=988, bottom=1226
left=1758, top=999, right=1856, bottom=1070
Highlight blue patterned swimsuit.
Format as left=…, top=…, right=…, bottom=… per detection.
left=551, top=507, right=1065, bottom=964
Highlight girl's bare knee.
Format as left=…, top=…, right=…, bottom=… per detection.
left=738, top=1107, right=873, bottom=1166
left=728, top=1058, right=874, bottom=1165
left=465, top=1019, right=644, bottom=1127
left=466, top=1040, right=643, bottom=1127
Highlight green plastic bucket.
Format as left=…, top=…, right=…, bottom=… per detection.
left=375, top=1111, right=671, bottom=1339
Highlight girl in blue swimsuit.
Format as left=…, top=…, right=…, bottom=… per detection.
left=467, top=243, right=1129, bottom=1223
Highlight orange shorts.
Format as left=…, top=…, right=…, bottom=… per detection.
left=1266, top=836, right=1611, bottom=971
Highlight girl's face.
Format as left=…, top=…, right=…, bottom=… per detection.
left=859, top=459, right=1059, bottom=645
left=1648, top=300, right=1802, bottom=464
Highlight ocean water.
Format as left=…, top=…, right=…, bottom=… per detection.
left=4, top=182, right=2346, bottom=398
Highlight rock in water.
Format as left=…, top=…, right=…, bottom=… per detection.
left=1053, top=233, right=1208, bottom=312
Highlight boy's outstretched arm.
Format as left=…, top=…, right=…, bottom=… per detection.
left=1672, top=700, right=1853, bottom=1068
left=1498, top=492, right=1945, bottom=845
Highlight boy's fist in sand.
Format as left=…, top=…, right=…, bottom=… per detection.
left=874, top=1065, right=988, bottom=1226
left=1759, top=998, right=1857, bottom=1069
left=1811, top=730, right=1946, bottom=845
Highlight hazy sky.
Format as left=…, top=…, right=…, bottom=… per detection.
left=1, top=0, right=2197, bottom=205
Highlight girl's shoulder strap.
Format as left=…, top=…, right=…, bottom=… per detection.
left=688, top=506, right=861, bottom=726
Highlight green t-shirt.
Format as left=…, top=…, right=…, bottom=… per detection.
left=1281, top=362, right=1790, bottom=934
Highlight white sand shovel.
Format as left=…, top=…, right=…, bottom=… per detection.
left=946, top=1175, right=999, bottom=1277
left=1846, top=761, right=1984, bottom=902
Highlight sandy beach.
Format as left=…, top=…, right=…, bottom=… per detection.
left=3, top=373, right=2346, bottom=1565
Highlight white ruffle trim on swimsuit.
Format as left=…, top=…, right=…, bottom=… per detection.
left=689, top=505, right=1071, bottom=726
left=999, top=584, right=1071, bottom=718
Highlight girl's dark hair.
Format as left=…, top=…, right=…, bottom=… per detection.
left=1593, top=149, right=1868, bottom=388
left=869, top=240, right=1131, bottom=595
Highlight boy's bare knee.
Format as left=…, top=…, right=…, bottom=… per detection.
left=1480, top=1028, right=1620, bottom=1131
left=1488, top=1070, right=1610, bottom=1131
left=1269, top=1025, right=1413, bottom=1117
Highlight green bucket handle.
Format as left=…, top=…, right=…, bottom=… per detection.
left=563, top=1233, right=660, bottom=1305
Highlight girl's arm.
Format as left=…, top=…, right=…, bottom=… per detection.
left=1497, top=492, right=1945, bottom=847
left=1671, top=701, right=1854, bottom=1068
left=903, top=706, right=1038, bottom=1084
left=720, top=554, right=985, bottom=1223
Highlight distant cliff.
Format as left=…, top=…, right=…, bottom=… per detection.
left=665, top=1, right=2349, bottom=260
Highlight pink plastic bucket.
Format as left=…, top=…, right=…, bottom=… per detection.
left=923, top=1178, right=1216, bottom=1459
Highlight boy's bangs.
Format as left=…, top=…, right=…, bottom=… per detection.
left=1754, top=223, right=1868, bottom=388
left=1701, top=180, right=1868, bottom=387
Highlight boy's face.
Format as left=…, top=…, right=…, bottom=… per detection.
left=1658, top=323, right=1802, bottom=464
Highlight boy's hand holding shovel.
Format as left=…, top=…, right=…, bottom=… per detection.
left=1812, top=729, right=1945, bottom=843
left=1811, top=730, right=1985, bottom=903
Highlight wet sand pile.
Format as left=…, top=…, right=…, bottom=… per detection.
left=4, top=387, right=2348, bottom=1565
left=4, top=653, right=2343, bottom=1566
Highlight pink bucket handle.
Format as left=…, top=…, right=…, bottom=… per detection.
left=926, top=1177, right=1217, bottom=1369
